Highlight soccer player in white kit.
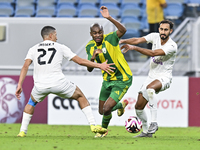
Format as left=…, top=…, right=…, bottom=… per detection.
left=16, top=26, right=115, bottom=137
left=119, top=20, right=177, bottom=137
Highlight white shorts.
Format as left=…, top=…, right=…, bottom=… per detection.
left=31, top=79, right=76, bottom=102
left=139, top=76, right=172, bottom=100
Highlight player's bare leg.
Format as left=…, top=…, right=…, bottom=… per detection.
left=71, top=86, right=107, bottom=134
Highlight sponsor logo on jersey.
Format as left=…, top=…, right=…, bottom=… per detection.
left=152, top=56, right=163, bottom=65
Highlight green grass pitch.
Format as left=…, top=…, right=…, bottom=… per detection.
left=0, top=124, right=200, bottom=150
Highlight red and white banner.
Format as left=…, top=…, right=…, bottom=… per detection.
left=48, top=76, right=188, bottom=127
left=0, top=75, right=47, bottom=124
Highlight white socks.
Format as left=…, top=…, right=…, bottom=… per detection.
left=135, top=89, right=158, bottom=133
left=135, top=109, right=148, bottom=133
left=20, top=112, right=33, bottom=134
left=82, top=106, right=96, bottom=126
left=147, top=88, right=157, bottom=123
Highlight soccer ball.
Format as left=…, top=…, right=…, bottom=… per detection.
left=125, top=116, right=142, bottom=133
left=0, top=77, right=25, bottom=123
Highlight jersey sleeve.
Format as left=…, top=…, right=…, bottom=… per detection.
left=62, top=44, right=76, bottom=60
left=143, top=33, right=156, bottom=44
left=105, top=31, right=120, bottom=46
left=25, top=48, right=34, bottom=61
left=113, top=31, right=120, bottom=42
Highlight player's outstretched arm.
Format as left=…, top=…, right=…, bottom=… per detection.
left=72, top=56, right=115, bottom=74
left=121, top=44, right=165, bottom=56
left=119, top=37, right=146, bottom=45
left=15, top=59, right=32, bottom=100
left=120, top=44, right=135, bottom=53
left=100, top=6, right=126, bottom=38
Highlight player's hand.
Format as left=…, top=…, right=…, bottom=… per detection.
left=119, top=39, right=125, bottom=45
left=100, top=60, right=115, bottom=75
left=121, top=44, right=134, bottom=53
left=92, top=49, right=102, bottom=59
left=100, top=6, right=110, bottom=18
left=15, top=84, right=22, bottom=100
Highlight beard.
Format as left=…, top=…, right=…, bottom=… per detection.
left=160, top=34, right=169, bottom=40
left=94, top=37, right=103, bottom=44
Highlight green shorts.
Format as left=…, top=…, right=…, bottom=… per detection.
left=99, top=76, right=132, bottom=103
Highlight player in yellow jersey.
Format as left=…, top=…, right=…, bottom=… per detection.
left=85, top=6, right=133, bottom=138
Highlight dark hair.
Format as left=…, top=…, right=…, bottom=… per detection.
left=90, top=23, right=103, bottom=32
left=159, top=20, right=174, bottom=29
left=41, top=26, right=56, bottom=38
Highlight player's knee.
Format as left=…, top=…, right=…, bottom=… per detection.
left=135, top=104, right=144, bottom=110
left=71, top=87, right=83, bottom=100
left=135, top=104, right=139, bottom=110
left=103, top=105, right=112, bottom=115
left=99, top=109, right=103, bottom=115
left=27, top=97, right=38, bottom=107
left=98, top=106, right=104, bottom=115
left=135, top=93, right=147, bottom=110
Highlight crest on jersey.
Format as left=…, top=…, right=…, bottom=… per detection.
left=102, top=47, right=107, bottom=54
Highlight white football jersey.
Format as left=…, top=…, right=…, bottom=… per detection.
left=25, top=40, right=76, bottom=88
left=144, top=33, right=177, bottom=79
